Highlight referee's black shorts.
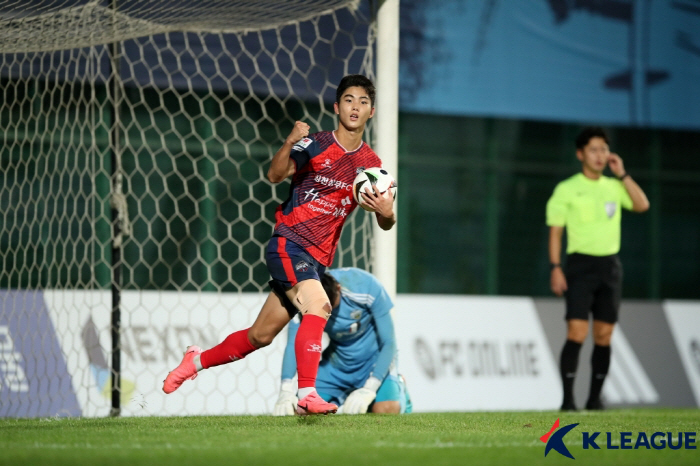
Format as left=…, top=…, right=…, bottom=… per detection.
left=564, top=253, right=622, bottom=324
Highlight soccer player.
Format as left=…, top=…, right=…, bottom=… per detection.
left=546, top=127, right=649, bottom=411
left=163, top=75, right=396, bottom=415
left=273, top=268, right=411, bottom=415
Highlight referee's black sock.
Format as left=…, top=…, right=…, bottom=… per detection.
left=560, top=339, right=582, bottom=409
left=587, top=344, right=611, bottom=409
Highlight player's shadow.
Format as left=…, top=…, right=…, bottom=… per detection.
left=295, top=415, right=330, bottom=425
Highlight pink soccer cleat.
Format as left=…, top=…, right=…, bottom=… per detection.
left=163, top=345, right=202, bottom=394
left=296, top=392, right=338, bottom=415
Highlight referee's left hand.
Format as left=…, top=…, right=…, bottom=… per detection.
left=608, top=153, right=625, bottom=178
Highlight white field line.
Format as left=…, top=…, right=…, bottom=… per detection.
left=6, top=436, right=683, bottom=451
left=7, top=440, right=547, bottom=450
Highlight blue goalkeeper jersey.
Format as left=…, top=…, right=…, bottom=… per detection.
left=281, top=267, right=396, bottom=383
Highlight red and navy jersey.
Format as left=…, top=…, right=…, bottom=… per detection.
left=274, top=130, right=382, bottom=266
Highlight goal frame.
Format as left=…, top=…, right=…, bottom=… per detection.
left=0, top=0, right=398, bottom=418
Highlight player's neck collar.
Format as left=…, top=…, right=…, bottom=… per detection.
left=332, top=130, right=364, bottom=153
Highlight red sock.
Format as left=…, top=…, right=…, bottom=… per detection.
left=295, top=314, right=327, bottom=390
left=199, top=328, right=257, bottom=369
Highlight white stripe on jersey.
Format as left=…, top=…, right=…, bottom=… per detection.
left=341, top=286, right=375, bottom=306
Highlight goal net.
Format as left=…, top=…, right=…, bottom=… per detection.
left=0, top=0, right=376, bottom=417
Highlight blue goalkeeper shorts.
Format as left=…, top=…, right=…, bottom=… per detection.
left=317, top=370, right=411, bottom=414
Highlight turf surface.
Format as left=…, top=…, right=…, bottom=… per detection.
left=1, top=409, right=698, bottom=466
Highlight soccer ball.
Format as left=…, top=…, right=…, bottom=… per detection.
left=352, top=167, right=397, bottom=212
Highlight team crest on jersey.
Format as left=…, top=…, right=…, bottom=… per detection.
left=295, top=260, right=310, bottom=272
left=350, top=309, right=363, bottom=320
left=292, top=137, right=313, bottom=151
left=335, top=322, right=360, bottom=338
left=605, top=202, right=617, bottom=218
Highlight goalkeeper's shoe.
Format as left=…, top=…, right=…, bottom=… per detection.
left=296, top=392, right=338, bottom=415
left=163, top=345, right=202, bottom=394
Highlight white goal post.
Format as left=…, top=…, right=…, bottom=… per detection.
left=374, top=0, right=399, bottom=299
left=0, top=0, right=398, bottom=417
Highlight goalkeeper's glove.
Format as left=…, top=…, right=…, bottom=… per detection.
left=343, top=376, right=382, bottom=414
left=273, top=379, right=298, bottom=416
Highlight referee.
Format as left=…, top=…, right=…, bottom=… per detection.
left=546, top=127, right=649, bottom=411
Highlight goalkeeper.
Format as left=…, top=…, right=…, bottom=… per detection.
left=274, top=268, right=411, bottom=415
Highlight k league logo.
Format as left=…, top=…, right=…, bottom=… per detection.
left=540, top=418, right=698, bottom=459
left=605, top=201, right=617, bottom=218
left=541, top=418, right=578, bottom=459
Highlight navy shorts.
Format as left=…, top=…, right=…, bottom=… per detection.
left=564, top=253, right=622, bottom=324
left=266, top=235, right=326, bottom=317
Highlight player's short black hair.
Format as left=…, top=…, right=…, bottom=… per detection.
left=335, top=74, right=376, bottom=107
left=576, top=126, right=610, bottom=149
left=321, top=272, right=339, bottom=306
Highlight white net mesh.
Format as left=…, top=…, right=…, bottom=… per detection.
left=0, top=0, right=375, bottom=417
left=0, top=0, right=361, bottom=52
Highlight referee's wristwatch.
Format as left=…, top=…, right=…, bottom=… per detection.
left=550, top=263, right=562, bottom=270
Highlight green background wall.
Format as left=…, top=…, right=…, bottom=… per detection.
left=397, top=114, right=700, bottom=299
left=2, top=79, right=699, bottom=298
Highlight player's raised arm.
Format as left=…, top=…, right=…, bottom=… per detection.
left=607, top=153, right=650, bottom=213
left=267, top=121, right=309, bottom=183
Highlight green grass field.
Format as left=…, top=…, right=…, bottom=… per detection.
left=1, top=409, right=698, bottom=466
